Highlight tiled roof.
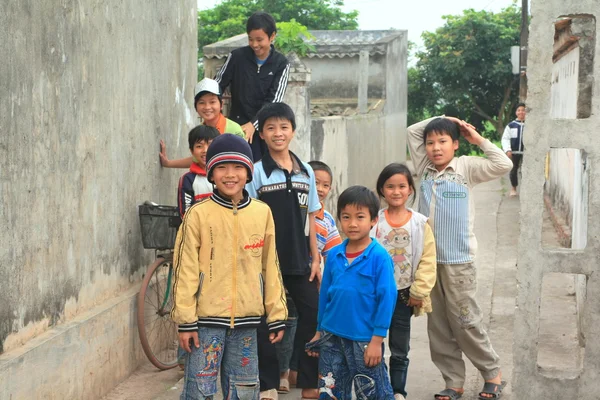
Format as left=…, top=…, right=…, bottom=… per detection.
left=203, top=30, right=406, bottom=59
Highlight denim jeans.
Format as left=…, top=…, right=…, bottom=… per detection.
left=275, top=293, right=298, bottom=373
left=311, top=332, right=394, bottom=400
left=388, top=294, right=413, bottom=397
left=181, top=326, right=259, bottom=400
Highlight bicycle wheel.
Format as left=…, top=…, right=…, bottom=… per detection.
left=137, top=256, right=179, bottom=370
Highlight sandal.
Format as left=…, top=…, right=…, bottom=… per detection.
left=478, top=381, right=507, bottom=399
left=278, top=378, right=290, bottom=393
left=434, top=388, right=463, bottom=400
left=260, top=389, right=278, bottom=400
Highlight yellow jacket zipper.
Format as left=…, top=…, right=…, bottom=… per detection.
left=231, top=202, right=238, bottom=327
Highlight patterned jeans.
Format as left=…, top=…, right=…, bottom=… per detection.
left=181, top=326, right=259, bottom=400
left=310, top=332, right=394, bottom=400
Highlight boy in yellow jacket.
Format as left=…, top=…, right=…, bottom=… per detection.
left=171, top=133, right=287, bottom=399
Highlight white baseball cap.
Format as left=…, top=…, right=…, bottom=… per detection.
left=195, top=78, right=221, bottom=98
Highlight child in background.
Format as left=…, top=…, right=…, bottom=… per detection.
left=215, top=12, right=290, bottom=162
left=279, top=160, right=342, bottom=392
left=159, top=78, right=245, bottom=169
left=372, top=163, right=437, bottom=400
left=307, top=185, right=397, bottom=400
left=408, top=116, right=512, bottom=400
left=176, top=125, right=219, bottom=219
left=171, top=134, right=288, bottom=399
left=501, top=102, right=526, bottom=197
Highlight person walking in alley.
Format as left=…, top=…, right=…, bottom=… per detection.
left=501, top=103, right=527, bottom=197
left=371, top=163, right=437, bottom=400
left=407, top=117, right=512, bottom=400
left=246, top=103, right=321, bottom=400
left=215, top=11, right=291, bottom=162
left=306, top=185, right=397, bottom=400
left=171, top=134, right=287, bottom=399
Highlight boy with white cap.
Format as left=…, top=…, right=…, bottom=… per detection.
left=159, top=78, right=245, bottom=168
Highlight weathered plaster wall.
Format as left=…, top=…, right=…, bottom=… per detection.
left=304, top=54, right=386, bottom=99
left=311, top=113, right=406, bottom=215
left=513, top=1, right=599, bottom=398
left=0, top=0, right=196, bottom=396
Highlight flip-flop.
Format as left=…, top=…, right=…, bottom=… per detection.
left=278, top=378, right=290, bottom=394
left=260, top=389, right=278, bottom=400
left=478, top=380, right=507, bottom=399
left=434, top=388, right=463, bottom=400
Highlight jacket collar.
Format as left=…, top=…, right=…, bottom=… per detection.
left=336, top=238, right=378, bottom=263
left=261, top=150, right=308, bottom=178
left=244, top=45, right=275, bottom=62
left=210, top=188, right=251, bottom=210
left=190, top=162, right=207, bottom=176
left=426, top=157, right=458, bottom=175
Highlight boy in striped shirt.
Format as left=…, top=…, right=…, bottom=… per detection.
left=408, top=117, right=512, bottom=400
left=308, top=161, right=343, bottom=260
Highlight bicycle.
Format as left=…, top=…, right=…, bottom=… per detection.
left=137, top=201, right=182, bottom=370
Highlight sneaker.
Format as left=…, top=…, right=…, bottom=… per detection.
left=394, top=394, right=406, bottom=400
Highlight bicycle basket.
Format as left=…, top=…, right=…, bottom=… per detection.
left=138, top=204, right=181, bottom=250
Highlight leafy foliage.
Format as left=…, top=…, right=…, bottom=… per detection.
left=274, top=19, right=316, bottom=56
left=409, top=5, right=521, bottom=154
left=198, top=0, right=358, bottom=56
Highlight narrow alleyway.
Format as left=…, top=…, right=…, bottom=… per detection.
left=103, top=176, right=580, bottom=400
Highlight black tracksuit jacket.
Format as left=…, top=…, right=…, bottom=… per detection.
left=214, top=45, right=290, bottom=130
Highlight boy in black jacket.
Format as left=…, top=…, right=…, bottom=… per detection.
left=215, top=11, right=291, bottom=162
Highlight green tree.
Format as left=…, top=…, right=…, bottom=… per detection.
left=409, top=5, right=521, bottom=153
left=275, top=19, right=316, bottom=56
left=198, top=0, right=358, bottom=57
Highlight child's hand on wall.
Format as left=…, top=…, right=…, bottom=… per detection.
left=159, top=140, right=172, bottom=167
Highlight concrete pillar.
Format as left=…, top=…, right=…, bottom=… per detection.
left=284, top=52, right=312, bottom=161
left=513, top=1, right=599, bottom=398
left=358, top=50, right=369, bottom=114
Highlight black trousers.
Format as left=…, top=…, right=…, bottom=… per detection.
left=258, top=273, right=320, bottom=390
left=510, top=153, right=523, bottom=188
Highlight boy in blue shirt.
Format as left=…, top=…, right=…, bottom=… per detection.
left=307, top=185, right=397, bottom=400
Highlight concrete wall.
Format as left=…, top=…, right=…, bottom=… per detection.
left=0, top=1, right=197, bottom=398
left=304, top=54, right=386, bottom=99
left=513, top=0, right=599, bottom=398
left=311, top=113, right=406, bottom=215
left=551, top=47, right=580, bottom=118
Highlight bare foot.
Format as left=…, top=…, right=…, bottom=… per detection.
left=509, top=187, right=517, bottom=197
left=289, top=369, right=298, bottom=386
left=301, top=388, right=319, bottom=399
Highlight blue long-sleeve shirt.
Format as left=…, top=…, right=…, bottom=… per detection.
left=317, top=238, right=397, bottom=341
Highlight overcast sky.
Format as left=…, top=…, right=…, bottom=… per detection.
left=198, top=0, right=518, bottom=49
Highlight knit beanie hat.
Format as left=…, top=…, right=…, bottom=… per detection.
left=206, top=134, right=254, bottom=183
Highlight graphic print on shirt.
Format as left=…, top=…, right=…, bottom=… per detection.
left=379, top=228, right=412, bottom=289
